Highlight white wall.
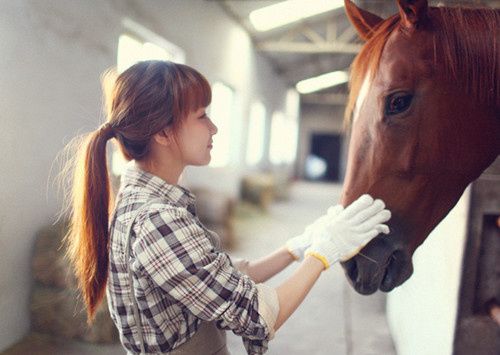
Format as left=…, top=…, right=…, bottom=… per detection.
left=0, top=0, right=289, bottom=350
left=387, top=188, right=471, bottom=355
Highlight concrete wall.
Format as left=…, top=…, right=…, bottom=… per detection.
left=386, top=188, right=471, bottom=355
left=296, top=104, right=348, bottom=182
left=0, top=0, right=289, bottom=350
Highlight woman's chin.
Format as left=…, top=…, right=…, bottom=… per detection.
left=192, top=156, right=211, bottom=166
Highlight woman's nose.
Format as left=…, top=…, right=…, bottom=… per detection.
left=209, top=119, right=218, bottom=135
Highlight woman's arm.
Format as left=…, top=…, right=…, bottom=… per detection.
left=241, top=247, right=295, bottom=283
left=233, top=249, right=324, bottom=331
left=274, top=255, right=324, bottom=330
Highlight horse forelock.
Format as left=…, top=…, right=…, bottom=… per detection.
left=344, top=15, right=399, bottom=128
left=344, top=6, right=500, bottom=128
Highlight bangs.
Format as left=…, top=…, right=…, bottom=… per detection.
left=171, top=64, right=212, bottom=122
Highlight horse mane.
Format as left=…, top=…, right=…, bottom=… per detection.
left=345, top=6, right=500, bottom=127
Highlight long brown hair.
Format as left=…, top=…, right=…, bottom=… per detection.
left=63, top=60, right=211, bottom=322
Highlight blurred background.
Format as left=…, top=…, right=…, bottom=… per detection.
left=1, top=1, right=498, bottom=354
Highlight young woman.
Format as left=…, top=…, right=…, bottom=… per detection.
left=65, top=60, right=391, bottom=354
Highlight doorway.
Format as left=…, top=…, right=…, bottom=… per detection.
left=305, top=133, right=342, bottom=182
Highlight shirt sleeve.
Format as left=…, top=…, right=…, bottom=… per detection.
left=230, top=257, right=250, bottom=275
left=242, top=337, right=269, bottom=355
left=133, top=206, right=279, bottom=344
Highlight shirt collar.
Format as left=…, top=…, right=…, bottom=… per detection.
left=120, top=161, right=196, bottom=209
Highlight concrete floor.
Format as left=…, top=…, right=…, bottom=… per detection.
left=2, top=181, right=396, bottom=355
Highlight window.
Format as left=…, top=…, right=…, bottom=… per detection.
left=209, top=82, right=234, bottom=167
left=269, top=95, right=299, bottom=165
left=284, top=89, right=300, bottom=164
left=269, top=111, right=286, bottom=165
left=117, top=35, right=174, bottom=73
left=245, top=101, right=266, bottom=166
left=283, top=118, right=298, bottom=164
left=117, top=18, right=185, bottom=72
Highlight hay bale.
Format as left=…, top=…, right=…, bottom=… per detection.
left=192, top=188, right=236, bottom=249
left=30, top=221, right=118, bottom=343
left=32, top=221, right=73, bottom=288
left=240, top=174, right=275, bottom=210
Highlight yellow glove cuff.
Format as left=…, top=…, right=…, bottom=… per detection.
left=305, top=251, right=330, bottom=270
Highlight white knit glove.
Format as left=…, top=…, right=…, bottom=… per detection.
left=305, top=194, right=391, bottom=269
left=285, top=204, right=344, bottom=261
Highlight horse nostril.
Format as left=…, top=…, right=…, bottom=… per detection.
left=381, top=253, right=397, bottom=288
left=345, top=259, right=358, bottom=282
left=380, top=249, right=412, bottom=292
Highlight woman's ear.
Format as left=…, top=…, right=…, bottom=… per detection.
left=153, top=129, right=172, bottom=147
left=344, top=0, right=384, bottom=41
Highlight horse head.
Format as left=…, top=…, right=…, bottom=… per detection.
left=341, top=0, right=500, bottom=294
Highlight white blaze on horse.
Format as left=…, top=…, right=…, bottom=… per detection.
left=341, top=0, right=499, bottom=295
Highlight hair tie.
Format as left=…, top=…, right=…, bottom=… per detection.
left=98, top=122, right=115, bottom=139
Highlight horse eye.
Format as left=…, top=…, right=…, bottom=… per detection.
left=385, top=93, right=413, bottom=116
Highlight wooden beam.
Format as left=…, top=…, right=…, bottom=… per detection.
left=301, top=25, right=325, bottom=44
left=301, top=93, right=348, bottom=106
left=337, top=26, right=358, bottom=43
left=326, top=21, right=337, bottom=42
left=257, top=41, right=361, bottom=54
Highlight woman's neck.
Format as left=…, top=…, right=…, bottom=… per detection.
left=135, top=157, right=184, bottom=185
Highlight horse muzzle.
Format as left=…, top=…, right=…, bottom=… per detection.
left=340, top=229, right=414, bottom=295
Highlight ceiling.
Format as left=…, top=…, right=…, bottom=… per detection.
left=212, top=0, right=500, bottom=105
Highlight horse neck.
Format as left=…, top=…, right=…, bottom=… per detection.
left=460, top=103, right=500, bottom=182
left=433, top=6, right=500, bottom=111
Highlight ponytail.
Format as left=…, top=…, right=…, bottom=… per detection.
left=65, top=123, right=115, bottom=323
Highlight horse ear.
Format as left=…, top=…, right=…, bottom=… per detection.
left=344, top=0, right=384, bottom=41
left=397, top=0, right=429, bottom=29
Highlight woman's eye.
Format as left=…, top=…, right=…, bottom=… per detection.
left=385, top=93, right=413, bottom=116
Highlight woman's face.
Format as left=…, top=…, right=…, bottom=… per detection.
left=175, top=106, right=217, bottom=166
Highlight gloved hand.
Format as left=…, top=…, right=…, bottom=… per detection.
left=286, top=204, right=344, bottom=261
left=305, top=194, right=391, bottom=269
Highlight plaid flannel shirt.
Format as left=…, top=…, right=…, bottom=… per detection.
left=107, top=162, right=279, bottom=354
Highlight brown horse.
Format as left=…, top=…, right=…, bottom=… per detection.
left=341, top=0, right=499, bottom=295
